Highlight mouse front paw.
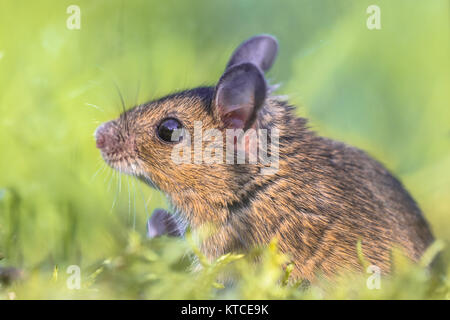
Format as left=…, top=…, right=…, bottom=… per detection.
left=147, top=209, right=182, bottom=238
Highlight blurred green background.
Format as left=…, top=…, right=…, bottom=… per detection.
left=0, top=0, right=449, bottom=299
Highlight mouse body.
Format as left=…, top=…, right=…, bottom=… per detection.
left=95, top=35, right=434, bottom=280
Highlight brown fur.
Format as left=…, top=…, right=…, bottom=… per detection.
left=97, top=88, right=433, bottom=281
left=95, top=37, right=434, bottom=281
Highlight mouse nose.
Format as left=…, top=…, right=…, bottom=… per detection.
left=96, top=133, right=106, bottom=149
left=95, top=121, right=116, bottom=152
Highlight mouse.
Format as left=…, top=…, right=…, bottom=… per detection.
left=95, top=34, right=434, bottom=281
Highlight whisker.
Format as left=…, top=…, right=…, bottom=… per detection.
left=127, top=175, right=131, bottom=222
left=85, top=103, right=105, bottom=112
left=131, top=178, right=137, bottom=230
left=94, top=65, right=129, bottom=133
left=107, top=170, right=115, bottom=192
left=112, top=80, right=129, bottom=135
left=110, top=171, right=121, bottom=213
left=134, top=77, right=141, bottom=107
left=91, top=162, right=107, bottom=182
left=103, top=167, right=112, bottom=184
left=136, top=178, right=151, bottom=219
left=145, top=193, right=153, bottom=209
left=113, top=81, right=127, bottom=114
left=118, top=169, right=122, bottom=194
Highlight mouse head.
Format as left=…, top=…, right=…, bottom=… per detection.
left=95, top=35, right=279, bottom=210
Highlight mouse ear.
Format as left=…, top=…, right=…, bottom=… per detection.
left=226, top=34, right=278, bottom=73
left=214, top=62, right=266, bottom=130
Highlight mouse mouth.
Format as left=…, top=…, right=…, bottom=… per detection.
left=101, top=152, right=136, bottom=172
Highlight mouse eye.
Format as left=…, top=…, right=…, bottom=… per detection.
left=157, top=118, right=183, bottom=143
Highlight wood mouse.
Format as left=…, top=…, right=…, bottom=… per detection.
left=95, top=35, right=434, bottom=281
